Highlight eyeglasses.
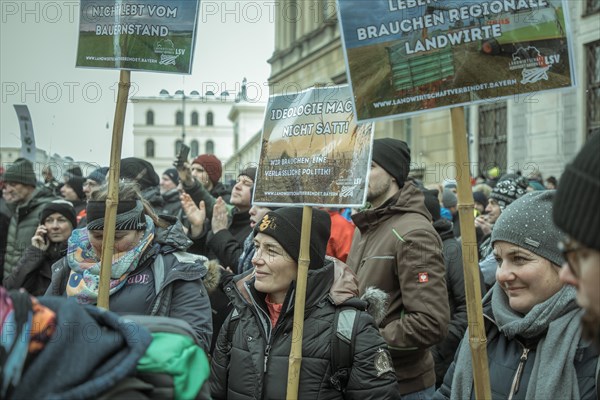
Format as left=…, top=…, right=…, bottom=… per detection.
left=557, top=237, right=584, bottom=278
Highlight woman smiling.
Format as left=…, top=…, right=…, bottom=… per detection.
left=435, top=191, right=599, bottom=399
left=210, top=207, right=399, bottom=399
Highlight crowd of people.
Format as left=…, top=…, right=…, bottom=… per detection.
left=1, top=133, right=598, bottom=399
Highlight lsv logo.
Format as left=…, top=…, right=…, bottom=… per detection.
left=508, top=46, right=562, bottom=84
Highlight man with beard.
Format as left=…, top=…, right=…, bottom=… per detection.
left=554, top=133, right=600, bottom=351
left=346, top=138, right=449, bottom=399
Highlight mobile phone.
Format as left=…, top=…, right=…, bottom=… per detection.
left=175, top=143, right=190, bottom=168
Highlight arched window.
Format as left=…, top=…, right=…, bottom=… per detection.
left=145, top=139, right=155, bottom=158
left=175, top=111, right=184, bottom=126
left=206, top=111, right=214, bottom=126
left=206, top=140, right=215, bottom=154
left=175, top=140, right=183, bottom=157
left=191, top=111, right=199, bottom=126
left=191, top=140, right=199, bottom=158
left=146, top=110, right=154, bottom=125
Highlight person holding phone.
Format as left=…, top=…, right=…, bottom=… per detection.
left=3, top=200, right=76, bottom=296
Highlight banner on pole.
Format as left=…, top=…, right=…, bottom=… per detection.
left=337, top=0, right=575, bottom=122
left=76, top=0, right=200, bottom=74
left=14, top=105, right=37, bottom=162
left=253, top=85, right=374, bottom=208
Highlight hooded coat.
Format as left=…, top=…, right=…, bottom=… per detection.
left=210, top=259, right=400, bottom=399
left=45, top=216, right=218, bottom=351
left=346, top=183, right=450, bottom=394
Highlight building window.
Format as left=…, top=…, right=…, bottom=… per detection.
left=478, top=102, right=507, bottom=176
left=206, top=140, right=215, bottom=154
left=145, top=139, right=155, bottom=158
left=146, top=110, right=154, bottom=125
left=175, top=111, right=183, bottom=126
left=191, top=111, right=199, bottom=126
left=586, top=40, right=600, bottom=137
left=191, top=140, right=199, bottom=158
left=206, top=111, right=214, bottom=126
left=175, top=140, right=183, bottom=157
left=585, top=0, right=599, bottom=14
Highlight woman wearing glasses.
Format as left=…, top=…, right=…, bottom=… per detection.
left=435, top=191, right=599, bottom=399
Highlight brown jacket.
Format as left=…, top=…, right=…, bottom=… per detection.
left=347, top=183, right=450, bottom=395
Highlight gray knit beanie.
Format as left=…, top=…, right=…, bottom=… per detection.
left=442, top=189, right=458, bottom=208
left=2, top=158, right=37, bottom=187
left=491, top=190, right=564, bottom=266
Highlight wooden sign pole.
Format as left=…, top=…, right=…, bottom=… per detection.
left=450, top=107, right=491, bottom=400
left=286, top=206, right=312, bottom=399
left=97, top=70, right=131, bottom=310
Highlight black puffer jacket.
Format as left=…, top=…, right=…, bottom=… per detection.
left=210, top=259, right=400, bottom=400
left=45, top=216, right=218, bottom=351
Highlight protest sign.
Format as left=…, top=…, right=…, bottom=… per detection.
left=76, top=0, right=200, bottom=74
left=253, top=85, right=374, bottom=207
left=14, top=105, right=37, bottom=162
left=337, top=0, right=575, bottom=122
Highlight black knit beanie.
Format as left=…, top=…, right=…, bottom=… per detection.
left=422, top=189, right=441, bottom=221
left=120, top=157, right=160, bottom=190
left=554, top=134, right=600, bottom=250
left=240, top=167, right=257, bottom=182
left=372, top=138, right=411, bottom=188
left=254, top=207, right=331, bottom=270
left=163, top=168, right=179, bottom=186
left=492, top=191, right=564, bottom=266
left=2, top=158, right=37, bottom=187
left=40, top=199, right=77, bottom=228
left=65, top=174, right=86, bottom=200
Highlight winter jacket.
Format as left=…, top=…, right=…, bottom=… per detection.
left=142, top=185, right=165, bottom=212
left=346, top=183, right=450, bottom=395
left=45, top=216, right=218, bottom=351
left=161, top=188, right=183, bottom=219
left=326, top=210, right=355, bottom=263
left=430, top=219, right=469, bottom=387
left=4, top=187, right=56, bottom=278
left=3, top=243, right=66, bottom=296
left=9, top=295, right=152, bottom=399
left=434, top=300, right=599, bottom=399
left=210, top=259, right=400, bottom=400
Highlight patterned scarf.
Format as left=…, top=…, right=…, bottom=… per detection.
left=1, top=288, right=56, bottom=398
left=65, top=216, right=154, bottom=304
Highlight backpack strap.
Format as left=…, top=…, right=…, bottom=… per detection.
left=226, top=308, right=240, bottom=345
left=330, top=306, right=359, bottom=392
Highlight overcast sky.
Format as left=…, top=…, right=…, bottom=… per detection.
left=1, top=1, right=274, bottom=165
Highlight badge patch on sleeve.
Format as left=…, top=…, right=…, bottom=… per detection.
left=374, top=348, right=394, bottom=377
left=418, top=272, right=429, bottom=283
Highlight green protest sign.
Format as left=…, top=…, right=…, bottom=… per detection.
left=337, top=0, right=575, bottom=122
left=253, top=85, right=374, bottom=207
left=76, top=0, right=199, bottom=74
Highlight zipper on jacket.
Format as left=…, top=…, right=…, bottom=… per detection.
left=508, top=347, right=530, bottom=400
left=264, top=344, right=271, bottom=371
